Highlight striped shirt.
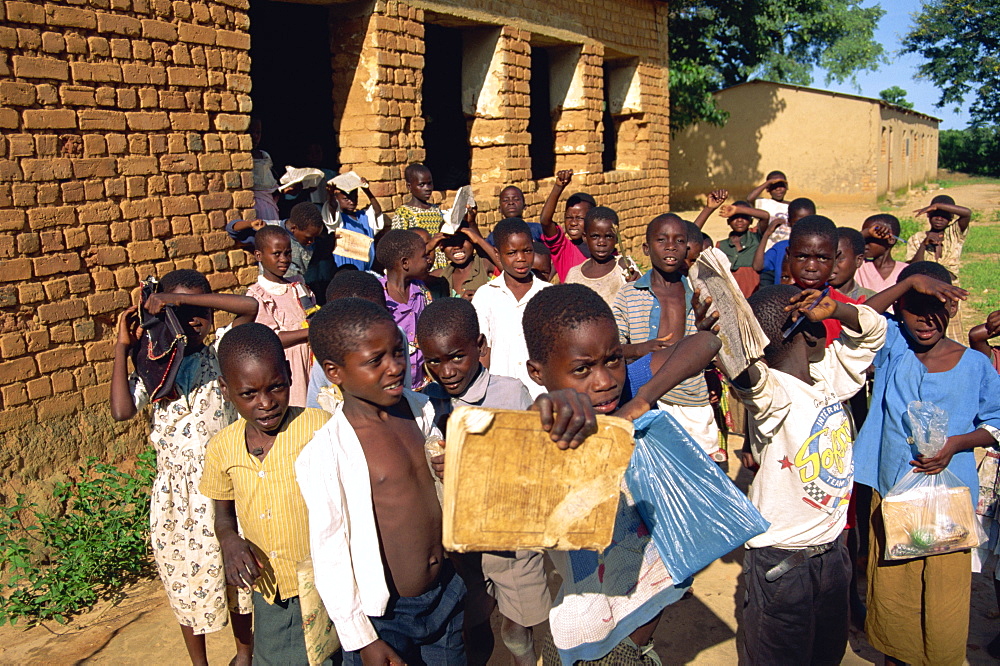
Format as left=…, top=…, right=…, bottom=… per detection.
left=611, top=271, right=709, bottom=406
left=200, top=407, right=331, bottom=603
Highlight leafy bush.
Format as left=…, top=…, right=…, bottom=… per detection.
left=939, top=127, right=1000, bottom=177
left=0, top=449, right=157, bottom=625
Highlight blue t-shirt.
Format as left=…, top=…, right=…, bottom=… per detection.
left=854, top=317, right=1000, bottom=504
left=762, top=239, right=788, bottom=279
left=487, top=221, right=544, bottom=244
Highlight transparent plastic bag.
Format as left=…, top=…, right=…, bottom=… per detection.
left=881, top=401, right=987, bottom=560
left=624, top=410, right=770, bottom=582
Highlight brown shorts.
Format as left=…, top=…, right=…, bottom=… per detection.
left=866, top=490, right=971, bottom=666
left=481, top=550, right=552, bottom=628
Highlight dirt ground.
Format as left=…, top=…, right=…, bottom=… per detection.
left=1, top=177, right=998, bottom=665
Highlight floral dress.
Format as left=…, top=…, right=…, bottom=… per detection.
left=130, top=333, right=252, bottom=634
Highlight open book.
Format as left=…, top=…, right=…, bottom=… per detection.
left=442, top=407, right=635, bottom=552
left=278, top=166, right=327, bottom=192
left=688, top=247, right=769, bottom=378
left=329, top=171, right=363, bottom=193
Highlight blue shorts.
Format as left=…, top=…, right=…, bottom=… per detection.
left=343, top=561, right=466, bottom=665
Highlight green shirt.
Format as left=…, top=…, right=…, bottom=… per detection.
left=717, top=230, right=762, bottom=270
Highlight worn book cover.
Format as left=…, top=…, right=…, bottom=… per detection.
left=442, top=406, right=635, bottom=552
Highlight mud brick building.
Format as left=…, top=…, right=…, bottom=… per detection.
left=0, top=0, right=670, bottom=494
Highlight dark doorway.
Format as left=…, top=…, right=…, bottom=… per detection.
left=422, top=23, right=471, bottom=191
left=249, top=1, right=336, bottom=179
left=528, top=47, right=555, bottom=180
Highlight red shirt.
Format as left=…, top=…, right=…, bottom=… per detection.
left=824, top=288, right=864, bottom=346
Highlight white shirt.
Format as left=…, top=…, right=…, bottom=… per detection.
left=471, top=274, right=551, bottom=398
left=294, top=389, right=441, bottom=651
left=734, top=305, right=886, bottom=549
left=755, top=198, right=791, bottom=251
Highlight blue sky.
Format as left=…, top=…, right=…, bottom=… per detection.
left=810, top=0, right=970, bottom=129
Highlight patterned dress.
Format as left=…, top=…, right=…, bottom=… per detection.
left=391, top=203, right=447, bottom=270
left=130, top=333, right=252, bottom=634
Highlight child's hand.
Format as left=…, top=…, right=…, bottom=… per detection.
left=636, top=334, right=673, bottom=357
left=218, top=534, right=262, bottom=591
left=785, top=288, right=837, bottom=322
left=739, top=450, right=759, bottom=472
left=766, top=174, right=785, bottom=187
left=116, top=306, right=141, bottom=348
left=555, top=169, right=573, bottom=187
left=430, top=453, right=445, bottom=480
left=532, top=389, right=597, bottom=450
left=359, top=639, right=407, bottom=666
left=250, top=218, right=266, bottom=231
left=706, top=189, right=728, bottom=208
left=906, top=274, right=968, bottom=305
left=925, top=231, right=944, bottom=246
left=718, top=203, right=736, bottom=218
left=692, top=289, right=720, bottom=333
left=865, top=222, right=893, bottom=240
left=913, top=204, right=936, bottom=218
left=359, top=176, right=370, bottom=190
left=986, top=310, right=1000, bottom=337
left=910, top=437, right=958, bottom=475
left=463, top=204, right=477, bottom=224
left=144, top=292, right=178, bottom=315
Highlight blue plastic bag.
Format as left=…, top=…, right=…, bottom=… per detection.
left=625, top=410, right=770, bottom=582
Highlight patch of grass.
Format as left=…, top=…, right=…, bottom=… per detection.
left=964, top=224, right=1000, bottom=254
left=962, top=258, right=1000, bottom=320
left=898, top=216, right=921, bottom=240
left=936, top=175, right=1000, bottom=189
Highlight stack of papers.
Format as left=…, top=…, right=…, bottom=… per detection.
left=688, top=247, right=769, bottom=378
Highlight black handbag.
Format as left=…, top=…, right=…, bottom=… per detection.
left=131, top=277, right=187, bottom=403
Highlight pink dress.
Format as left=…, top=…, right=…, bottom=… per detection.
left=855, top=260, right=907, bottom=293
left=246, top=275, right=315, bottom=407
left=542, top=225, right=586, bottom=282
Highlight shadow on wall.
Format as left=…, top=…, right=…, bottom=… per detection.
left=668, top=87, right=787, bottom=210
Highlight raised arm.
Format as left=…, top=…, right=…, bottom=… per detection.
left=110, top=306, right=141, bottom=421
left=969, top=310, right=1000, bottom=358
left=746, top=175, right=782, bottom=203
left=146, top=291, right=260, bottom=327
left=692, top=189, right=728, bottom=229
left=719, top=203, right=770, bottom=224
left=360, top=177, right=383, bottom=220
left=752, top=219, right=783, bottom=272
left=540, top=170, right=573, bottom=236
left=915, top=201, right=973, bottom=232
left=628, top=332, right=722, bottom=413
left=863, top=274, right=968, bottom=315
left=461, top=224, right=498, bottom=269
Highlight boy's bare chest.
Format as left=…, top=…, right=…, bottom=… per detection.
left=357, top=419, right=430, bottom=488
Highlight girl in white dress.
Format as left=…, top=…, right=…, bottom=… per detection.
left=111, top=269, right=258, bottom=665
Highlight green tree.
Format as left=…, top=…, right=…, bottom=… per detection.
left=902, top=0, right=1000, bottom=125
left=879, top=85, right=914, bottom=109
left=669, top=0, right=886, bottom=131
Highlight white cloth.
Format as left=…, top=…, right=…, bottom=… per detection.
left=755, top=198, right=791, bottom=251
left=734, top=305, right=887, bottom=549
left=294, top=390, right=441, bottom=652
left=471, top=275, right=551, bottom=399
left=659, top=402, right=720, bottom=456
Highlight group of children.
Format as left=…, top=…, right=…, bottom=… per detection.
left=109, top=160, right=1000, bottom=666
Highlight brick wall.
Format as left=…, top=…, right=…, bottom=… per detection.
left=0, top=0, right=670, bottom=494
left=331, top=0, right=671, bottom=254
left=0, top=0, right=256, bottom=495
